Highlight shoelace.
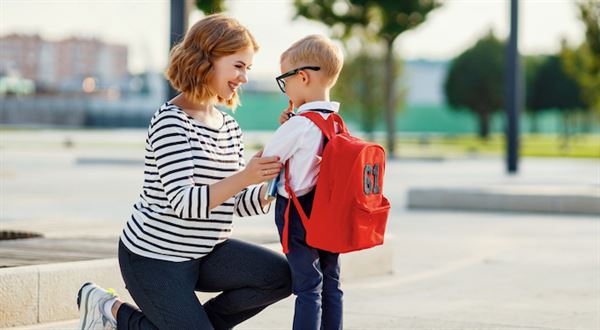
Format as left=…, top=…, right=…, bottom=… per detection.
left=106, top=288, right=118, bottom=297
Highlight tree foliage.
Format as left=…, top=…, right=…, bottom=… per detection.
left=444, top=32, right=505, bottom=139
left=294, top=0, right=441, bottom=157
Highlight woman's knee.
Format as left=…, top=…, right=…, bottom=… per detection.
left=266, top=255, right=293, bottom=298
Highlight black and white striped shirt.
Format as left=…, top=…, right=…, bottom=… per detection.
left=120, top=102, right=269, bottom=262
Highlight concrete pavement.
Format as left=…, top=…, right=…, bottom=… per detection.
left=5, top=210, right=599, bottom=329
left=1, top=129, right=599, bottom=329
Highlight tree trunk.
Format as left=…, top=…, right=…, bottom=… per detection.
left=561, top=110, right=571, bottom=150
left=360, top=61, right=376, bottom=141
left=362, top=110, right=376, bottom=140
left=478, top=110, right=490, bottom=140
left=384, top=39, right=397, bottom=158
left=530, top=112, right=539, bottom=134
left=580, top=111, right=592, bottom=133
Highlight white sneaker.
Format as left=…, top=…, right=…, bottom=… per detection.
left=77, top=282, right=118, bottom=330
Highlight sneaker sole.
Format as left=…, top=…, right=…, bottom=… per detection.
left=77, top=282, right=95, bottom=330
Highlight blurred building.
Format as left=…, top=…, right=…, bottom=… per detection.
left=402, top=59, right=448, bottom=106
left=0, top=34, right=168, bottom=128
left=0, top=33, right=129, bottom=93
left=0, top=34, right=43, bottom=82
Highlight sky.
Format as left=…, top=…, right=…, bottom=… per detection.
left=0, top=0, right=586, bottom=80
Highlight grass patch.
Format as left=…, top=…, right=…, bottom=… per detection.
left=391, top=134, right=600, bottom=158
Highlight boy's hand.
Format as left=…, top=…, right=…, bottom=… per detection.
left=278, top=111, right=293, bottom=125
left=279, top=100, right=295, bottom=125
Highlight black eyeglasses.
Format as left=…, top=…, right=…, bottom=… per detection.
left=275, top=66, right=320, bottom=93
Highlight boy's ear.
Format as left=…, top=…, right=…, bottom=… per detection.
left=299, top=70, right=309, bottom=84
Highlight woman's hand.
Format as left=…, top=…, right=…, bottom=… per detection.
left=279, top=100, right=295, bottom=125
left=208, top=150, right=281, bottom=211
left=241, top=150, right=282, bottom=185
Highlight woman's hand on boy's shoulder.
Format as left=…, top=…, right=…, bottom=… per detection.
left=240, top=150, right=282, bottom=185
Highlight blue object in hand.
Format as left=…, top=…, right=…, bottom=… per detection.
left=264, top=172, right=281, bottom=200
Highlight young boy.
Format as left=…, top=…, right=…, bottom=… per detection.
left=262, top=35, right=344, bottom=330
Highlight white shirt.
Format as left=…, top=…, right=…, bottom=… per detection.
left=263, top=101, right=340, bottom=198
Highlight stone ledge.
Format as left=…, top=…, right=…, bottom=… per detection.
left=407, top=186, right=599, bottom=215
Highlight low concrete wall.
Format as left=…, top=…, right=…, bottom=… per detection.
left=407, top=186, right=600, bottom=215
left=0, top=242, right=393, bottom=328
left=0, top=259, right=132, bottom=328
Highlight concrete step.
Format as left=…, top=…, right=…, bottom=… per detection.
left=407, top=185, right=600, bottom=215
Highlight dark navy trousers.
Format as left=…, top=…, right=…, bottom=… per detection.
left=275, top=189, right=343, bottom=330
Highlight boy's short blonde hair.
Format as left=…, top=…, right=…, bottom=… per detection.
left=165, top=14, right=258, bottom=111
left=281, top=35, right=344, bottom=87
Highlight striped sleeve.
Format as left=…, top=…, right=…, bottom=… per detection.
left=148, top=112, right=211, bottom=220
left=234, top=184, right=270, bottom=217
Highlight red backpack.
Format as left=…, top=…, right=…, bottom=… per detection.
left=282, top=112, right=391, bottom=254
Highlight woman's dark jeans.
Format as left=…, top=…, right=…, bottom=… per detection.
left=116, top=239, right=292, bottom=330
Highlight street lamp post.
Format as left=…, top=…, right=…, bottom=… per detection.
left=168, top=0, right=186, bottom=100
left=506, top=0, right=521, bottom=174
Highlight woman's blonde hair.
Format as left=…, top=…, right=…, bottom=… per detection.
left=165, top=14, right=258, bottom=111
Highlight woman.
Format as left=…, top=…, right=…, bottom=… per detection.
left=77, top=14, right=291, bottom=330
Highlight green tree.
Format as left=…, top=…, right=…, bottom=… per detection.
left=529, top=55, right=585, bottom=141
left=195, top=0, right=224, bottom=13
left=332, top=51, right=403, bottom=140
left=444, top=32, right=505, bottom=140
left=560, top=0, right=600, bottom=116
left=524, top=55, right=545, bottom=133
left=294, top=0, right=441, bottom=158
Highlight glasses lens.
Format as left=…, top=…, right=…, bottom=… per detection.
left=278, top=79, right=286, bottom=93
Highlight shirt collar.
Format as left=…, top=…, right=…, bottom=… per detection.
left=297, top=101, right=340, bottom=114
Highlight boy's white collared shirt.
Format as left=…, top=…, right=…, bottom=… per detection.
left=262, top=101, right=340, bottom=198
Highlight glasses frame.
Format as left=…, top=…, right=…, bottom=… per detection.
left=275, top=66, right=321, bottom=93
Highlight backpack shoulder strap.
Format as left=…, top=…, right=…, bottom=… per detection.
left=281, top=160, right=309, bottom=254
left=299, top=112, right=348, bottom=140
